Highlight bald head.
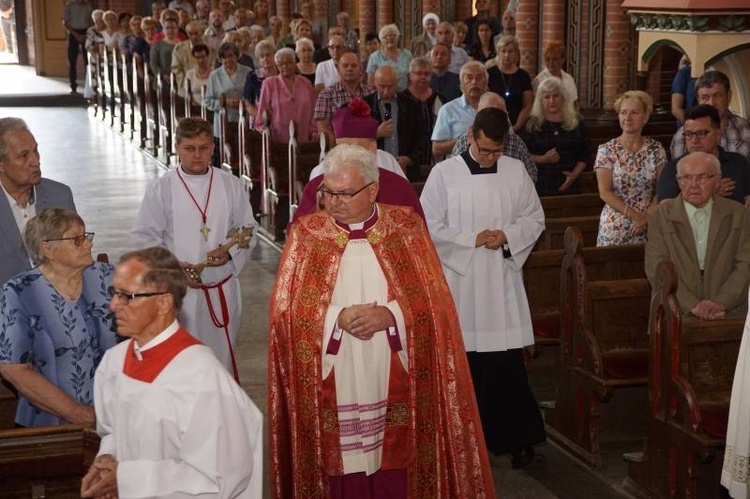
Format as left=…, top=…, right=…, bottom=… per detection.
left=478, top=92, right=507, bottom=112
left=374, top=66, right=398, bottom=101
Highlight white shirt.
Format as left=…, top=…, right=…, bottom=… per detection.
left=420, top=154, right=545, bottom=351
left=314, top=59, right=340, bottom=89
left=0, top=182, right=36, bottom=241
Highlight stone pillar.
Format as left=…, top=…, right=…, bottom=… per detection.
left=602, top=0, right=632, bottom=109
left=516, top=0, right=539, bottom=76
left=540, top=0, right=566, bottom=56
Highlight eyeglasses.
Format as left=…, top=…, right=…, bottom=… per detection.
left=43, top=232, right=95, bottom=246
left=318, top=182, right=374, bottom=201
left=676, top=173, right=717, bottom=184
left=683, top=129, right=712, bottom=140
left=107, top=286, right=168, bottom=304
left=476, top=146, right=504, bottom=157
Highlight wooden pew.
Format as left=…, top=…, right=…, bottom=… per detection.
left=238, top=106, right=262, bottom=217
left=141, top=61, right=160, bottom=156
left=533, top=215, right=600, bottom=251
left=131, top=54, right=148, bottom=150
left=218, top=94, right=240, bottom=174
left=288, top=125, right=326, bottom=222
left=541, top=193, right=603, bottom=219
left=0, top=424, right=99, bottom=498
left=155, top=72, right=173, bottom=163
left=545, top=226, right=651, bottom=467
left=624, top=261, right=745, bottom=499
left=524, top=236, right=645, bottom=349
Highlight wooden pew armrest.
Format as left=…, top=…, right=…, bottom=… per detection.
left=670, top=374, right=702, bottom=433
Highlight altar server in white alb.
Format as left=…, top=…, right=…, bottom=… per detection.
left=80, top=247, right=262, bottom=499
left=723, top=301, right=750, bottom=498
left=420, top=107, right=547, bottom=469
left=132, top=117, right=257, bottom=380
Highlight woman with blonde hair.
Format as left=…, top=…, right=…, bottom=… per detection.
left=520, top=77, right=588, bottom=196
left=487, top=35, right=532, bottom=131
left=295, top=37, right=316, bottom=85
left=595, top=90, right=666, bottom=246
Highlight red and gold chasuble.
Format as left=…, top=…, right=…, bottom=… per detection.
left=268, top=204, right=495, bottom=498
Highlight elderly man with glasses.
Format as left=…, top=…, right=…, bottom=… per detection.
left=647, top=151, right=750, bottom=320
left=658, top=104, right=750, bottom=205
left=81, top=246, right=262, bottom=499
left=270, top=143, right=494, bottom=498
left=314, top=33, right=347, bottom=93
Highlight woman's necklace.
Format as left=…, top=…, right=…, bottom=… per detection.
left=500, top=69, right=514, bottom=98
left=41, top=266, right=83, bottom=301
left=176, top=166, right=214, bottom=241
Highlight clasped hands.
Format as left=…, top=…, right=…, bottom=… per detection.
left=475, top=229, right=507, bottom=250
left=81, top=454, right=118, bottom=499
left=337, top=303, right=395, bottom=341
left=691, top=299, right=726, bottom=321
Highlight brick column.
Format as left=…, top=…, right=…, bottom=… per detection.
left=516, top=0, right=539, bottom=76
left=276, top=0, right=289, bottom=24
left=602, top=0, right=631, bottom=109
left=540, top=0, right=565, bottom=54
left=377, top=0, right=393, bottom=29
left=455, top=0, right=473, bottom=23
left=359, top=0, right=376, bottom=45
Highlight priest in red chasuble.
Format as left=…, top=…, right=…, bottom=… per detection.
left=268, top=143, right=495, bottom=498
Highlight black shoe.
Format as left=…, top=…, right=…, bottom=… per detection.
left=511, top=447, right=537, bottom=469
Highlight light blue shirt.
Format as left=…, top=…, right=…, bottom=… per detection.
left=431, top=95, right=477, bottom=143
left=684, top=198, right=714, bottom=270
left=366, top=49, right=413, bottom=92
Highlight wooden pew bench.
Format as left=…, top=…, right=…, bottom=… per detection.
left=524, top=235, right=645, bottom=348
left=624, top=261, right=745, bottom=499
left=544, top=227, right=651, bottom=467
left=0, top=424, right=99, bottom=498
left=534, top=215, right=600, bottom=251
left=541, top=193, right=604, bottom=219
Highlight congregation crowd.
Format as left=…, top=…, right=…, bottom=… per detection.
left=2, top=0, right=750, bottom=497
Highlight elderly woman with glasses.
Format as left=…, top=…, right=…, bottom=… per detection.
left=0, top=209, right=118, bottom=428
left=595, top=90, right=666, bottom=246
left=366, top=23, right=413, bottom=91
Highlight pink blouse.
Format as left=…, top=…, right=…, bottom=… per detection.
left=254, top=75, right=317, bottom=142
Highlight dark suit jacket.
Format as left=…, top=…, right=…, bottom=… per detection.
left=645, top=195, right=750, bottom=316
left=0, top=178, right=76, bottom=283
left=364, top=91, right=428, bottom=170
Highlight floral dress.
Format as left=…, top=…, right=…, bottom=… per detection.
left=595, top=137, right=666, bottom=246
left=0, top=262, right=118, bottom=426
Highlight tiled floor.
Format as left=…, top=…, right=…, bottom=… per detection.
left=0, top=68, right=633, bottom=498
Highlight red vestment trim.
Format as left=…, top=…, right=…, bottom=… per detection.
left=123, top=328, right=201, bottom=383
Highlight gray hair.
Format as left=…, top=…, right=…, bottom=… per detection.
left=119, top=247, right=188, bottom=312
left=274, top=47, right=295, bottom=64
left=217, top=41, right=239, bottom=59
left=24, top=209, right=85, bottom=266
left=478, top=91, right=506, bottom=110
left=459, top=60, right=488, bottom=82
left=409, top=56, right=431, bottom=72
left=323, top=144, right=379, bottom=184
left=0, top=117, right=29, bottom=161
left=378, top=23, right=399, bottom=42
left=676, top=151, right=721, bottom=176
left=255, top=39, right=275, bottom=58
left=528, top=77, right=579, bottom=131
left=295, top=37, right=314, bottom=53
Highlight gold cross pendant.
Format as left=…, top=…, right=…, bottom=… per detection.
left=200, top=222, right=211, bottom=242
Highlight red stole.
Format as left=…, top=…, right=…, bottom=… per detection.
left=268, top=204, right=495, bottom=498
left=123, top=328, right=201, bottom=383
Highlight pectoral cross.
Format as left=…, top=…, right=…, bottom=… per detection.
left=200, top=222, right=211, bottom=242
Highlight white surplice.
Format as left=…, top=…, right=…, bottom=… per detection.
left=722, top=305, right=750, bottom=498
left=132, top=167, right=257, bottom=370
left=94, top=322, right=263, bottom=498
left=321, top=220, right=408, bottom=476
left=420, top=154, right=545, bottom=352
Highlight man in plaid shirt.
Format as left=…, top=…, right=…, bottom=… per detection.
left=314, top=52, right=374, bottom=141
left=671, top=71, right=750, bottom=161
